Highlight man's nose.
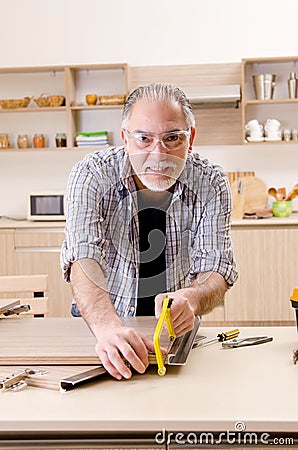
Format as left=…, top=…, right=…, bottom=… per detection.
left=151, top=138, right=166, bottom=154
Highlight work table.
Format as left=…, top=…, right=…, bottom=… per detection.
left=0, top=322, right=297, bottom=448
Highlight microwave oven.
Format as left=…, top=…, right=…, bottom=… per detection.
left=27, top=191, right=66, bottom=221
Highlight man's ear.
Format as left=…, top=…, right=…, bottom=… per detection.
left=188, top=127, right=196, bottom=153
left=121, top=129, right=127, bottom=147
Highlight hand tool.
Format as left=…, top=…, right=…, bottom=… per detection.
left=0, top=368, right=47, bottom=392
left=3, top=304, right=31, bottom=316
left=222, top=335, right=273, bottom=348
left=153, top=297, right=176, bottom=376
left=192, top=328, right=240, bottom=349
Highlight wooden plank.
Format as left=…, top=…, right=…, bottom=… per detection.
left=0, top=317, right=169, bottom=365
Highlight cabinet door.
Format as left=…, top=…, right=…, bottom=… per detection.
left=14, top=229, right=72, bottom=317
left=200, top=304, right=225, bottom=325
left=225, top=226, right=298, bottom=324
left=0, top=229, right=15, bottom=275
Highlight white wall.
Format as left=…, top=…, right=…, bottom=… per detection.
left=1, top=0, right=298, bottom=217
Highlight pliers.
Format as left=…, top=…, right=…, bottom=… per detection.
left=222, top=335, right=273, bottom=348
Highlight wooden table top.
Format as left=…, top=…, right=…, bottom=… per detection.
left=0, top=321, right=297, bottom=438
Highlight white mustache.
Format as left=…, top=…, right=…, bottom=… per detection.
left=142, top=160, right=177, bottom=171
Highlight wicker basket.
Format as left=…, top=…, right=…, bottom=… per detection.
left=0, top=97, right=31, bottom=109
left=98, top=94, right=126, bottom=106
left=34, top=93, right=65, bottom=108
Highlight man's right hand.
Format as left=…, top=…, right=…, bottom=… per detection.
left=95, top=324, right=156, bottom=380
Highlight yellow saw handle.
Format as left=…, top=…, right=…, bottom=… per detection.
left=153, top=297, right=176, bottom=376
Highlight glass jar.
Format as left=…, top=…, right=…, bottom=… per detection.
left=0, top=133, right=10, bottom=149
left=17, top=134, right=29, bottom=149
left=55, top=132, right=67, bottom=147
left=33, top=133, right=45, bottom=148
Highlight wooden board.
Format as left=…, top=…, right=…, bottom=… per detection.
left=226, top=171, right=255, bottom=186
left=231, top=175, right=268, bottom=215
left=0, top=317, right=170, bottom=365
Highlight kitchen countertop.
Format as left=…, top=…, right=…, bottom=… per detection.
left=1, top=213, right=298, bottom=229
left=0, top=217, right=66, bottom=229
left=232, top=212, right=298, bottom=226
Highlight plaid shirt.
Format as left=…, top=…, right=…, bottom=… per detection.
left=61, top=146, right=238, bottom=316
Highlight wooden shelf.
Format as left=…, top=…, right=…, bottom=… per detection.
left=70, top=105, right=124, bottom=111
left=0, top=106, right=67, bottom=113
left=241, top=56, right=298, bottom=143
left=0, top=63, right=128, bottom=150
left=0, top=145, right=109, bottom=152
left=244, top=98, right=298, bottom=105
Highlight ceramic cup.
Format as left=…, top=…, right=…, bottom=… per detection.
left=86, top=94, right=97, bottom=106
left=265, top=119, right=281, bottom=132
left=266, top=130, right=282, bottom=140
left=246, top=119, right=262, bottom=131
left=245, top=120, right=263, bottom=140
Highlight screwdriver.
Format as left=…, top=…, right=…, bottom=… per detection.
left=193, top=329, right=240, bottom=349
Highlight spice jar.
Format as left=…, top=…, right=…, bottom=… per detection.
left=0, top=133, right=10, bottom=149
left=33, top=133, right=45, bottom=148
left=17, top=134, right=29, bottom=149
left=55, top=132, right=67, bottom=147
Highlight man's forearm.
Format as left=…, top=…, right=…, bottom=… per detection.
left=184, top=272, right=228, bottom=316
left=70, top=259, right=121, bottom=336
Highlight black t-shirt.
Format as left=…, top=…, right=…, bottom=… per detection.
left=136, top=193, right=171, bottom=316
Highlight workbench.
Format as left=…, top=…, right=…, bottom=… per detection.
left=0, top=322, right=297, bottom=449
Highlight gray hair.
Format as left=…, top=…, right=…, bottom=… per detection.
left=121, top=82, right=195, bottom=129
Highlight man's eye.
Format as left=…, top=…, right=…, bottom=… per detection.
left=164, top=133, right=179, bottom=142
left=136, top=134, right=152, bottom=144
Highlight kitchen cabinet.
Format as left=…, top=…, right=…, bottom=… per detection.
left=0, top=229, right=15, bottom=275
left=14, top=228, right=72, bottom=317
left=0, top=64, right=128, bottom=150
left=129, top=63, right=242, bottom=146
left=0, top=221, right=73, bottom=317
left=241, top=56, right=298, bottom=144
left=202, top=217, right=298, bottom=326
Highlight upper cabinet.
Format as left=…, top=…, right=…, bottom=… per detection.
left=0, top=64, right=128, bottom=151
left=241, top=56, right=298, bottom=144
left=129, top=63, right=242, bottom=146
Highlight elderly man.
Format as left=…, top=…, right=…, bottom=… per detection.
left=61, top=82, right=238, bottom=380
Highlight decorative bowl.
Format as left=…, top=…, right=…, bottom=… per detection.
left=272, top=201, right=292, bottom=218
left=0, top=97, right=31, bottom=109
left=34, top=93, right=65, bottom=107
left=98, top=94, right=126, bottom=105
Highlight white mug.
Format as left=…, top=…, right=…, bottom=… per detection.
left=246, top=119, right=262, bottom=131
left=265, top=119, right=281, bottom=130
